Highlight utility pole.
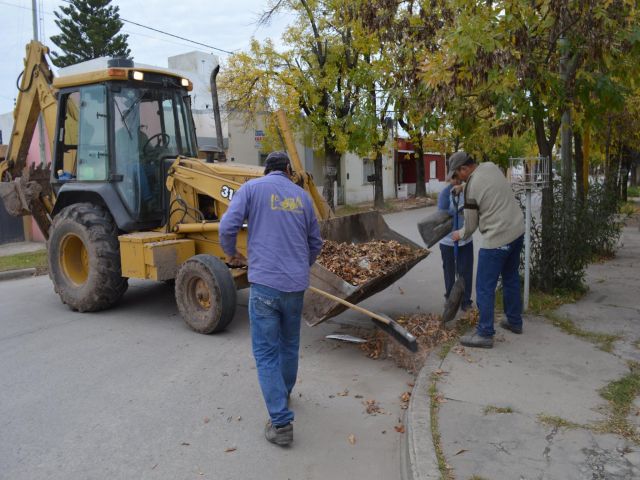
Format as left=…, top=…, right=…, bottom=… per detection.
left=32, top=0, right=47, bottom=167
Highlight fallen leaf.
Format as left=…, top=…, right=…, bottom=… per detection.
left=337, top=389, right=349, bottom=397
left=354, top=394, right=363, bottom=399
left=181, top=442, right=190, bottom=446
left=363, top=399, right=383, bottom=415
left=400, top=391, right=411, bottom=403
left=454, top=449, right=468, bottom=456
left=236, top=416, right=242, bottom=421
left=203, top=417, right=210, bottom=424
left=348, top=434, right=356, bottom=445
left=394, top=424, right=405, bottom=433
left=224, top=447, right=237, bottom=453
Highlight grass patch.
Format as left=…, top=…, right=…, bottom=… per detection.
left=537, top=414, right=583, bottom=430
left=495, top=287, right=585, bottom=316
left=596, top=362, right=640, bottom=443
left=600, top=362, right=640, bottom=420
left=0, top=250, right=48, bottom=272
left=546, top=312, right=621, bottom=352
left=468, top=477, right=490, bottom=480
left=484, top=405, right=514, bottom=415
left=438, top=339, right=456, bottom=360
left=628, top=185, right=640, bottom=198
left=429, top=380, right=453, bottom=480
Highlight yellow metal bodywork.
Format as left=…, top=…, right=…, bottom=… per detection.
left=119, top=232, right=195, bottom=281
left=0, top=42, right=324, bottom=290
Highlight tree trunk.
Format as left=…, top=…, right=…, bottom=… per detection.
left=414, top=136, right=427, bottom=197
left=374, top=151, right=384, bottom=209
left=532, top=105, right=560, bottom=293
left=574, top=131, right=584, bottom=206
left=323, top=140, right=340, bottom=210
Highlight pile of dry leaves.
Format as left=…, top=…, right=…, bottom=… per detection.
left=316, top=240, right=427, bottom=286
left=361, top=310, right=479, bottom=372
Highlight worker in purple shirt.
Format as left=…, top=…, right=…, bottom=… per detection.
left=219, top=151, right=323, bottom=447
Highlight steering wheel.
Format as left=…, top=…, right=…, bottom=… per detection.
left=143, top=133, right=171, bottom=156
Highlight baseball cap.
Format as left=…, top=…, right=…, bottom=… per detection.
left=446, top=151, right=472, bottom=180
left=264, top=151, right=291, bottom=174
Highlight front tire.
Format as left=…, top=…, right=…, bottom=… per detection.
left=175, top=255, right=237, bottom=334
left=48, top=202, right=128, bottom=312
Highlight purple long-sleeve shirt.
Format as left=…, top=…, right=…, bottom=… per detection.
left=219, top=171, right=323, bottom=292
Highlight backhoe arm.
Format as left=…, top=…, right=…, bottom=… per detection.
left=0, top=41, right=58, bottom=238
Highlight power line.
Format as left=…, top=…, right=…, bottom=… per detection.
left=59, top=0, right=234, bottom=55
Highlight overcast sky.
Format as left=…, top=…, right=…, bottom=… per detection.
left=0, top=0, right=290, bottom=113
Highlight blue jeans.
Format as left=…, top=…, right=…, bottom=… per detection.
left=476, top=235, right=524, bottom=337
left=249, top=283, right=305, bottom=427
left=440, top=242, right=474, bottom=309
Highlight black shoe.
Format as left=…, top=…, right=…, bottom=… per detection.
left=265, top=420, right=293, bottom=446
left=500, top=320, right=523, bottom=334
left=460, top=333, right=494, bottom=349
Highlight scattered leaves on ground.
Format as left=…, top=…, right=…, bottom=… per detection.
left=361, top=310, right=477, bottom=370
left=337, top=389, right=349, bottom=396
left=348, top=433, right=356, bottom=445
left=316, top=240, right=427, bottom=286
left=394, top=424, right=405, bottom=433
left=363, top=399, right=384, bottom=415
left=224, top=447, right=237, bottom=453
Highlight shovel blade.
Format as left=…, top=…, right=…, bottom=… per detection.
left=370, top=313, right=418, bottom=352
left=442, top=277, right=465, bottom=324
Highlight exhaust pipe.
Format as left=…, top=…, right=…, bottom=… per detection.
left=209, top=65, right=226, bottom=161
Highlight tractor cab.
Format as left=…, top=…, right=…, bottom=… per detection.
left=51, top=58, right=197, bottom=230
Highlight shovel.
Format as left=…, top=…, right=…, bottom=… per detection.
left=441, top=193, right=465, bottom=324
left=308, top=286, right=417, bottom=352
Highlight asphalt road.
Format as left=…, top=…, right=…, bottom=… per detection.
left=0, top=207, right=445, bottom=480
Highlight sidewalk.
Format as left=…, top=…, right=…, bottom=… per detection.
left=0, top=241, right=46, bottom=257
left=405, top=225, right=640, bottom=479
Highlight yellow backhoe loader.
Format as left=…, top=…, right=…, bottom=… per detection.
left=0, top=41, right=428, bottom=347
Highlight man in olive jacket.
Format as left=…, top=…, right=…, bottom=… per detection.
left=450, top=152, right=525, bottom=348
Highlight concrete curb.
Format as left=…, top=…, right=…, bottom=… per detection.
left=0, top=268, right=37, bottom=282
left=401, top=348, right=444, bottom=480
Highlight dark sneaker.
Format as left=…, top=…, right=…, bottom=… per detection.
left=500, top=320, right=523, bottom=334
left=460, top=333, right=494, bottom=349
left=265, top=420, right=293, bottom=446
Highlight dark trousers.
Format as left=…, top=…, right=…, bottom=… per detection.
left=475, top=235, right=524, bottom=337
left=439, top=241, right=474, bottom=309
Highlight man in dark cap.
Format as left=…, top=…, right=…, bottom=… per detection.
left=219, top=151, right=323, bottom=446
left=449, top=151, right=525, bottom=349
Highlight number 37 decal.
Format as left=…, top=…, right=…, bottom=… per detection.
left=220, top=185, right=235, bottom=200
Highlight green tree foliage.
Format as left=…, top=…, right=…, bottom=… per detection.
left=422, top=0, right=640, bottom=291
left=50, top=0, right=130, bottom=68
left=221, top=0, right=366, bottom=208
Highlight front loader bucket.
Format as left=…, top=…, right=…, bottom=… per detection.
left=303, top=211, right=429, bottom=326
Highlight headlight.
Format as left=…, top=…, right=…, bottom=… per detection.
left=132, top=71, right=144, bottom=81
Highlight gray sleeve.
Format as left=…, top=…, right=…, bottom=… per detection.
left=460, top=184, right=479, bottom=240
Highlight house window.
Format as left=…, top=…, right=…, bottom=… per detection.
left=362, top=158, right=375, bottom=184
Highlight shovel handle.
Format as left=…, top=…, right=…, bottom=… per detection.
left=307, top=286, right=391, bottom=325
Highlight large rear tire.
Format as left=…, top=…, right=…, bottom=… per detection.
left=175, top=254, right=237, bottom=334
left=48, top=202, right=128, bottom=312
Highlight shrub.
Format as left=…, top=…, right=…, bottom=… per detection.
left=519, top=180, right=623, bottom=292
